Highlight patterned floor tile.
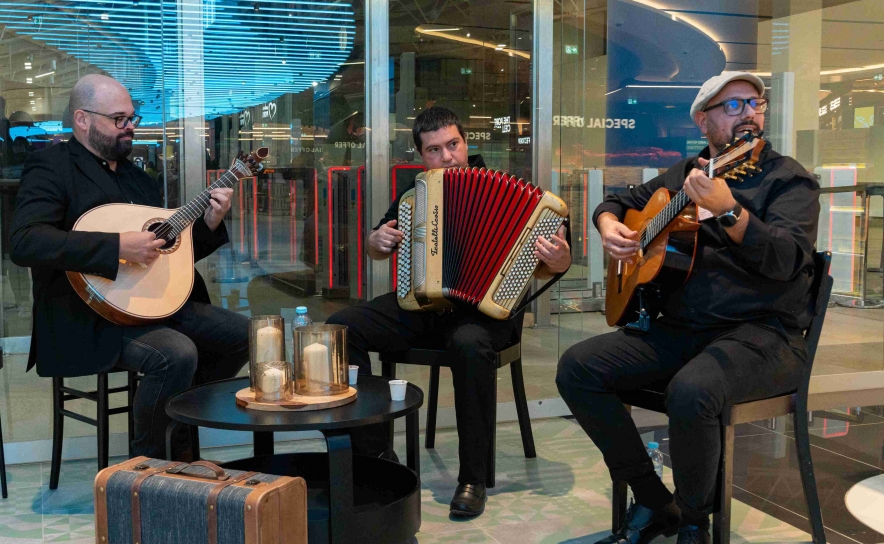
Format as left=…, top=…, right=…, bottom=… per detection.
left=0, top=514, right=44, bottom=540
left=481, top=519, right=613, bottom=544
left=1, top=465, right=42, bottom=492
left=39, top=483, right=94, bottom=516
left=415, top=528, right=500, bottom=543
left=0, top=417, right=821, bottom=543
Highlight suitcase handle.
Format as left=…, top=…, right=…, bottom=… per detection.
left=166, top=460, right=229, bottom=481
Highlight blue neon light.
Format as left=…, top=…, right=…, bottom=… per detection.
left=1, top=1, right=355, bottom=124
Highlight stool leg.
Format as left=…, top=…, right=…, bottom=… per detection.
left=510, top=359, right=536, bottom=458
left=425, top=366, right=440, bottom=449
left=612, top=480, right=628, bottom=532
left=0, top=413, right=7, bottom=499
left=97, top=374, right=109, bottom=471
left=793, top=407, right=826, bottom=543
left=127, top=372, right=137, bottom=458
left=50, top=377, right=64, bottom=490
left=713, top=425, right=734, bottom=544
left=485, top=367, right=498, bottom=489
left=612, top=405, right=632, bottom=532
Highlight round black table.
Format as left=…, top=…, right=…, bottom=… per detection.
left=166, top=376, right=423, bottom=544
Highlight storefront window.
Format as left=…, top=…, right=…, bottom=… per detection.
left=0, top=0, right=364, bottom=446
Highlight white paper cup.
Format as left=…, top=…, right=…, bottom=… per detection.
left=348, top=365, right=359, bottom=385
left=389, top=379, right=408, bottom=401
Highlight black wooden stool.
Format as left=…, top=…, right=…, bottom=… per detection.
left=49, top=369, right=139, bottom=489
left=380, top=338, right=536, bottom=488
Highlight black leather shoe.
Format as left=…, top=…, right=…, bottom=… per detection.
left=676, top=525, right=711, bottom=544
left=449, top=483, right=487, bottom=517
left=595, top=499, right=680, bottom=544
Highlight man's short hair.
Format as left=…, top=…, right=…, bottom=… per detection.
left=412, top=106, right=466, bottom=153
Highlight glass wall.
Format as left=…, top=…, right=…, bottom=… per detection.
left=0, top=1, right=881, bottom=488
left=0, top=0, right=365, bottom=452
left=551, top=0, right=884, bottom=371
left=548, top=3, right=884, bottom=536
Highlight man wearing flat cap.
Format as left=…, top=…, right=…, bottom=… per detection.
left=556, top=72, right=820, bottom=544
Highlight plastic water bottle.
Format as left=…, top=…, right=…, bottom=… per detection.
left=293, top=306, right=312, bottom=329
left=648, top=441, right=664, bottom=479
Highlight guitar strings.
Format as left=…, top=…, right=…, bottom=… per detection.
left=634, top=163, right=711, bottom=248
left=631, top=135, right=758, bottom=249
left=151, top=166, right=244, bottom=241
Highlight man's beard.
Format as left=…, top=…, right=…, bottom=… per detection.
left=88, top=124, right=133, bottom=162
left=708, top=119, right=760, bottom=154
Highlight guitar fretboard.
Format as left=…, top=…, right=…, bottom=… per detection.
left=156, top=161, right=249, bottom=240
left=639, top=162, right=712, bottom=250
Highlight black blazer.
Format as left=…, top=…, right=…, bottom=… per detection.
left=9, top=137, right=229, bottom=377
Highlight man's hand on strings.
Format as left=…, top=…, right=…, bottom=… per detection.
left=683, top=158, right=737, bottom=217
left=598, top=213, right=639, bottom=265
left=204, top=188, right=234, bottom=231
left=119, top=231, right=165, bottom=265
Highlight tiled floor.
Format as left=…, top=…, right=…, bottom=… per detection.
left=3, top=415, right=880, bottom=544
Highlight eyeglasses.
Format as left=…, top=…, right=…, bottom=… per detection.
left=703, top=98, right=768, bottom=116
left=81, top=110, right=143, bottom=129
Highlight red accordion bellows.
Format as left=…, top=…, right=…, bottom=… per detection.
left=442, top=168, right=544, bottom=304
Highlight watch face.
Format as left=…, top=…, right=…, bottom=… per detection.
left=718, top=213, right=738, bottom=227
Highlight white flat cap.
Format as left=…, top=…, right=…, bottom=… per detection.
left=690, top=71, right=766, bottom=120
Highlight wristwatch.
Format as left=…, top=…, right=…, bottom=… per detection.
left=716, top=203, right=743, bottom=227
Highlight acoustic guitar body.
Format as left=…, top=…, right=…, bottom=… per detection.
left=605, top=187, right=700, bottom=328
left=66, top=204, right=195, bottom=326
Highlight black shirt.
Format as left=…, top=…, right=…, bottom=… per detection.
left=75, top=137, right=161, bottom=206
left=593, top=146, right=820, bottom=331
left=374, top=154, right=487, bottom=230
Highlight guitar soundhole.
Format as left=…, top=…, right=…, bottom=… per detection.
left=144, top=219, right=182, bottom=254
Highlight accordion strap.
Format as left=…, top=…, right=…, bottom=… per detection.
left=509, top=218, right=572, bottom=319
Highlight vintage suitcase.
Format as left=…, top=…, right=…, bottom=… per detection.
left=94, top=456, right=307, bottom=544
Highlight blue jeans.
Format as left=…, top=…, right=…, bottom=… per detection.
left=116, top=301, right=248, bottom=458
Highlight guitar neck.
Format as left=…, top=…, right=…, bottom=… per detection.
left=162, top=169, right=240, bottom=238
left=639, top=161, right=713, bottom=250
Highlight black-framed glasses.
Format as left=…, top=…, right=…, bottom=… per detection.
left=81, top=109, right=143, bottom=129
left=703, top=97, right=768, bottom=116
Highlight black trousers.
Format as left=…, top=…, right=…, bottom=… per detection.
left=327, top=292, right=519, bottom=484
left=555, top=317, right=807, bottom=523
left=116, top=301, right=249, bottom=458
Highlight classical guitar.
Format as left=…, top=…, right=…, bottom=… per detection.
left=605, top=133, right=768, bottom=331
left=68, top=148, right=269, bottom=326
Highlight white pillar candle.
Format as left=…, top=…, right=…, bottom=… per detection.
left=261, top=367, right=285, bottom=401
left=256, top=325, right=284, bottom=363
left=303, top=343, right=330, bottom=392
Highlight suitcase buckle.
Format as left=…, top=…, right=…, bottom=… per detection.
left=244, top=479, right=262, bottom=486
left=132, top=464, right=150, bottom=471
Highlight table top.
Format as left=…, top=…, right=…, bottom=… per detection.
left=165, top=376, right=423, bottom=432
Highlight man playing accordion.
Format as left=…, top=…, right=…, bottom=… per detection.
left=328, top=106, right=571, bottom=517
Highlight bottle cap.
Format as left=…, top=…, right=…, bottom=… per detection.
left=296, top=306, right=308, bottom=314
left=648, top=441, right=659, bottom=449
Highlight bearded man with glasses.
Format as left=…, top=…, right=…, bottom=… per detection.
left=556, top=72, right=819, bottom=544
left=10, top=74, right=249, bottom=461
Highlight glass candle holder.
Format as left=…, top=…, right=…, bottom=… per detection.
left=249, top=315, right=285, bottom=391
left=293, top=324, right=348, bottom=397
left=255, top=361, right=291, bottom=402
